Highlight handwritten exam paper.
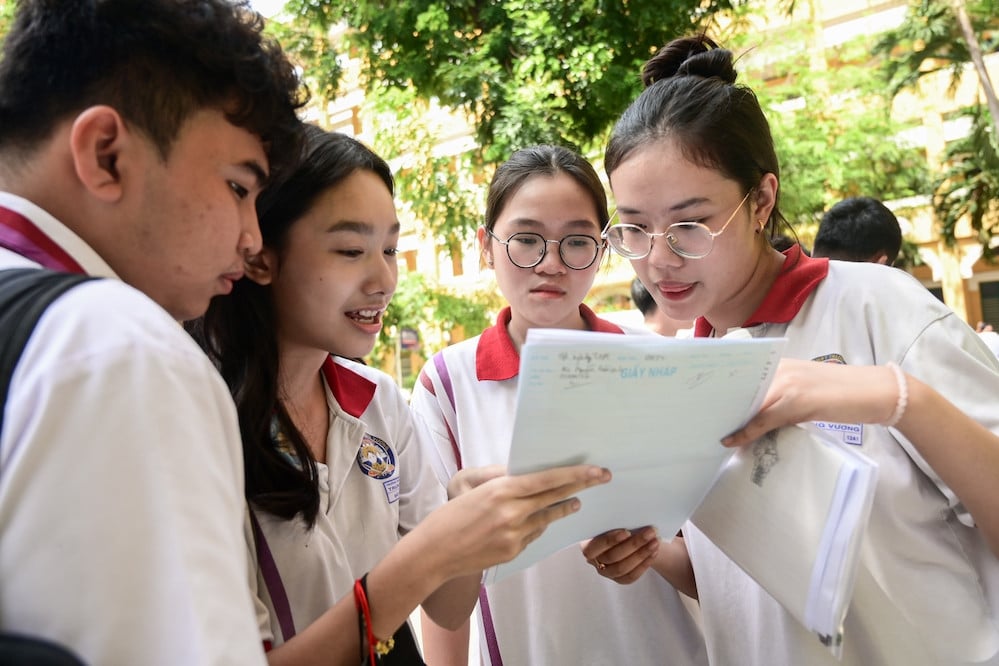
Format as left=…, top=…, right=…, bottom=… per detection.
left=485, top=328, right=786, bottom=583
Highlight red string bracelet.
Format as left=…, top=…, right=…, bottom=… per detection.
left=353, top=578, right=376, bottom=665
left=354, top=575, right=395, bottom=663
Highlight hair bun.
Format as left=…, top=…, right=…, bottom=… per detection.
left=641, top=35, right=737, bottom=88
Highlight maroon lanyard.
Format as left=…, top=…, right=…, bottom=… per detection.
left=0, top=206, right=86, bottom=274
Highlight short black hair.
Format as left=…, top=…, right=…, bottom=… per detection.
left=813, top=197, right=902, bottom=265
left=0, top=0, right=307, bottom=179
left=630, top=277, right=657, bottom=317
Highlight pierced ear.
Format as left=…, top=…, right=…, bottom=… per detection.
left=244, top=248, right=277, bottom=286
left=477, top=226, right=494, bottom=268
left=69, top=106, right=129, bottom=203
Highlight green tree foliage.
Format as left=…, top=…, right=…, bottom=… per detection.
left=286, top=0, right=739, bottom=163
left=875, top=0, right=999, bottom=250
left=364, top=86, right=484, bottom=246
left=934, top=105, right=999, bottom=256
left=876, top=0, right=998, bottom=98
left=0, top=1, right=14, bottom=38
left=370, top=272, right=501, bottom=385
left=742, top=34, right=931, bottom=230
left=263, top=9, right=342, bottom=115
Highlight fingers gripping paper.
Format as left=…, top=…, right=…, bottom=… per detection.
left=486, top=328, right=785, bottom=583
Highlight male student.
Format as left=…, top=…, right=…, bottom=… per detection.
left=813, top=196, right=902, bottom=265
left=0, top=1, right=305, bottom=662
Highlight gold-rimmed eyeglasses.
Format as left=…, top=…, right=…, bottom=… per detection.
left=602, top=189, right=754, bottom=260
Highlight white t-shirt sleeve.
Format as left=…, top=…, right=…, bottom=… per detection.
left=895, top=312, right=999, bottom=527
left=0, top=282, right=265, bottom=665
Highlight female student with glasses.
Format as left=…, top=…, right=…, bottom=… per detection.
left=189, top=126, right=613, bottom=665
left=585, top=34, right=999, bottom=666
left=411, top=144, right=708, bottom=666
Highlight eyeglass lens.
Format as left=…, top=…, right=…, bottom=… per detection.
left=504, top=232, right=600, bottom=269
left=606, top=223, right=715, bottom=259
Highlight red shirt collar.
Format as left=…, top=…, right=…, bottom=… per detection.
left=321, top=355, right=377, bottom=418
left=475, top=304, right=624, bottom=381
left=694, top=244, right=829, bottom=337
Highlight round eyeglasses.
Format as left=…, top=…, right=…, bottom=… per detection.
left=486, top=229, right=604, bottom=270
left=602, top=190, right=754, bottom=260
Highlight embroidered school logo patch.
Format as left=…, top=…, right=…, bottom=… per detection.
left=357, top=434, right=401, bottom=504
left=356, top=434, right=396, bottom=480
left=812, top=353, right=846, bottom=364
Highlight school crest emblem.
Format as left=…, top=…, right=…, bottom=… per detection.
left=356, top=434, right=396, bottom=480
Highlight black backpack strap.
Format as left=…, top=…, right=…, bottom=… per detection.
left=0, top=268, right=98, bottom=436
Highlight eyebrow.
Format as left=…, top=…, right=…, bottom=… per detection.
left=616, top=197, right=710, bottom=216
left=506, top=217, right=601, bottom=231
left=239, top=160, right=268, bottom=189
left=326, top=219, right=402, bottom=235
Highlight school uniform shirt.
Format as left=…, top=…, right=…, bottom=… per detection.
left=686, top=245, right=999, bottom=666
left=249, top=355, right=446, bottom=647
left=0, top=193, right=265, bottom=665
left=411, top=305, right=709, bottom=666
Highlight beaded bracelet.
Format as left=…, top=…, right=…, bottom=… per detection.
left=881, top=362, right=908, bottom=428
left=353, top=575, right=395, bottom=664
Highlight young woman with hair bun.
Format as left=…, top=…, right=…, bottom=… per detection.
left=587, top=34, right=999, bottom=666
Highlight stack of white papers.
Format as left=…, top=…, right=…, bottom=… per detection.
left=691, top=423, right=878, bottom=656
left=485, top=328, right=786, bottom=583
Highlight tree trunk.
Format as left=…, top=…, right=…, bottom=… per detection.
left=953, top=0, right=999, bottom=139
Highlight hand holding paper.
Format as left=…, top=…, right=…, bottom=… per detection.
left=485, top=328, right=786, bottom=583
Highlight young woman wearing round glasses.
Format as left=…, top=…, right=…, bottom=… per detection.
left=585, top=34, right=999, bottom=666
left=411, top=144, right=708, bottom=666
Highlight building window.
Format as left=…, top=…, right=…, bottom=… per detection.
left=979, top=281, right=999, bottom=328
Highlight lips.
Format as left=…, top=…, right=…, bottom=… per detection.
left=656, top=280, right=695, bottom=301
left=530, top=283, right=566, bottom=296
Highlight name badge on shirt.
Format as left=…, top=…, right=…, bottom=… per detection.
left=812, top=421, right=864, bottom=446
left=808, top=353, right=862, bottom=445
left=356, top=433, right=401, bottom=503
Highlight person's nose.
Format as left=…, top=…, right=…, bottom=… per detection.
left=535, top=239, right=568, bottom=274
left=366, top=255, right=397, bottom=296
left=646, top=232, right=683, bottom=270
left=239, top=208, right=263, bottom=256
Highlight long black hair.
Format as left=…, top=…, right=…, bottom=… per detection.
left=189, top=124, right=394, bottom=527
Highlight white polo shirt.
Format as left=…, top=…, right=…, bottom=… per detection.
left=0, top=193, right=265, bottom=664
left=250, top=355, right=446, bottom=647
left=686, top=246, right=999, bottom=666
left=411, top=305, right=709, bottom=666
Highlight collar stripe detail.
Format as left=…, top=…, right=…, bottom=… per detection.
left=432, top=353, right=463, bottom=469
left=0, top=206, right=86, bottom=274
